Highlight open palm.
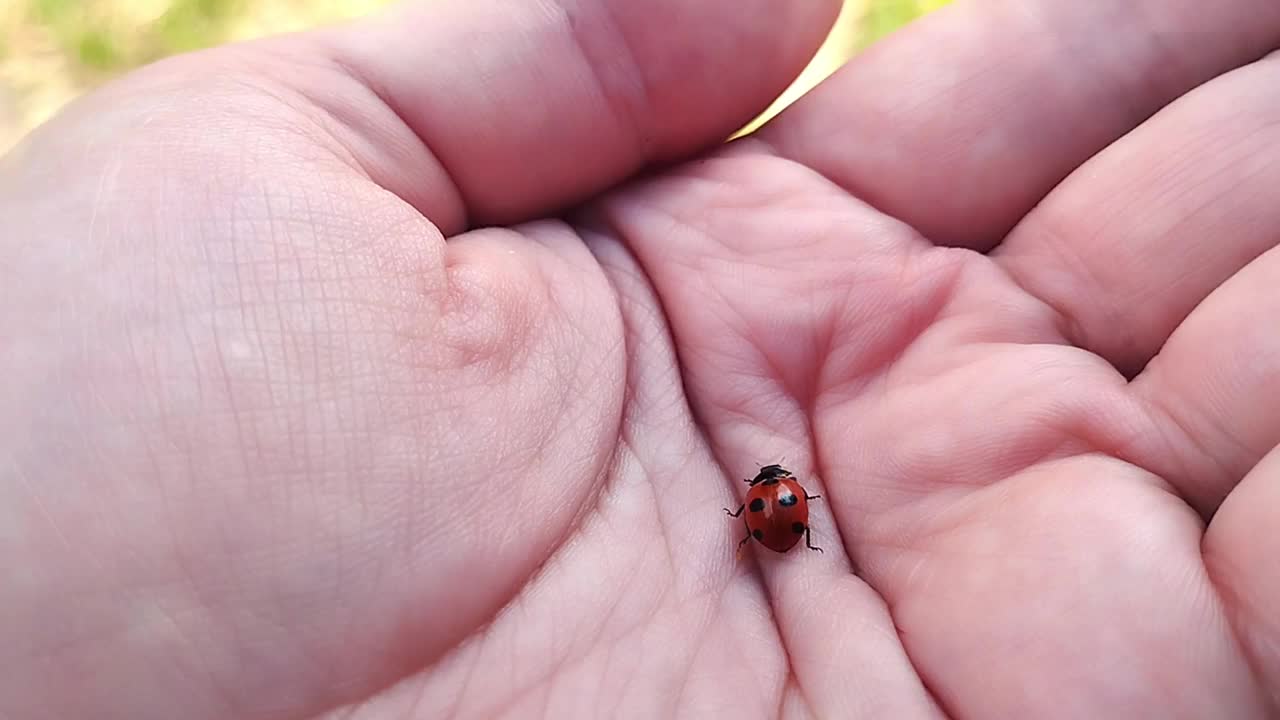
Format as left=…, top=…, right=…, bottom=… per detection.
left=5, top=0, right=1280, bottom=718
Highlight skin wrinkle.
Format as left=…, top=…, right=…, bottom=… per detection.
left=293, top=187, right=324, bottom=582
left=556, top=0, right=651, bottom=164
left=434, top=643, right=480, bottom=720
left=591, top=235, right=751, bottom=615
left=220, top=175, right=312, bottom=671
left=831, top=248, right=966, bottom=398
left=141, top=450, right=231, bottom=717
left=866, top=497, right=986, bottom=720
left=542, top=594, right=699, bottom=717
left=1187, top=560, right=1270, bottom=709
left=290, top=55, right=427, bottom=195
left=205, top=69, right=366, bottom=183
left=85, top=149, right=121, bottom=252
left=582, top=208, right=718, bottom=474
left=407, top=454, right=619, bottom=716
left=722, top=592, right=782, bottom=717
left=330, top=270, right=375, bottom=650
left=449, top=270, right=645, bottom=716
left=1149, top=132, right=1262, bottom=229
left=664, top=611, right=722, bottom=718
left=588, top=601, right=622, bottom=720
left=989, top=239, right=1081, bottom=349
left=312, top=50, right=469, bottom=232
left=253, top=154, right=288, bottom=430
left=212, top=138, right=262, bottom=485
left=401, top=325, right=707, bottom=717
left=775, top=677, right=802, bottom=720
left=1116, top=394, right=1207, bottom=496
left=1181, top=527, right=1272, bottom=713
left=1204, top=547, right=1280, bottom=713
left=603, top=569, right=677, bottom=716
left=287, top=43, right=463, bottom=230
left=1134, top=386, right=1250, bottom=516
left=465, top=598, right=598, bottom=717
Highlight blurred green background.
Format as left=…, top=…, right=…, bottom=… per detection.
left=0, top=0, right=950, bottom=152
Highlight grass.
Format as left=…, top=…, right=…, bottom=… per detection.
left=0, top=0, right=950, bottom=152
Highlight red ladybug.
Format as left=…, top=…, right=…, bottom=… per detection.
left=725, top=464, right=822, bottom=553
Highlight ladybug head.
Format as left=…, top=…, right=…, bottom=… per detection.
left=747, top=463, right=792, bottom=485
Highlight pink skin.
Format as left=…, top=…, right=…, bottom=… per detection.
left=3, top=0, right=1280, bottom=717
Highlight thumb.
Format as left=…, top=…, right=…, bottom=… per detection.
left=322, top=0, right=842, bottom=232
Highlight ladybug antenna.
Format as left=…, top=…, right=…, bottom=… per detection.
left=752, top=455, right=785, bottom=469
left=758, top=456, right=781, bottom=470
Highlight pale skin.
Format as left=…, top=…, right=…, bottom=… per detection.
left=3, top=0, right=1280, bottom=717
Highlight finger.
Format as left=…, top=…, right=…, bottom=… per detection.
left=320, top=0, right=841, bottom=233
left=1204, top=444, right=1280, bottom=709
left=996, top=52, right=1280, bottom=374
left=757, top=0, right=1280, bottom=248
left=1122, top=245, right=1280, bottom=515
left=864, top=456, right=1267, bottom=719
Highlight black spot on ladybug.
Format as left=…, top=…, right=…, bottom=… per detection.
left=763, top=477, right=780, bottom=486
left=749, top=498, right=765, bottom=512
left=779, top=493, right=797, bottom=506
left=752, top=529, right=764, bottom=540
left=791, top=522, right=805, bottom=534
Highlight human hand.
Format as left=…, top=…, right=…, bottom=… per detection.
left=4, top=0, right=1280, bottom=718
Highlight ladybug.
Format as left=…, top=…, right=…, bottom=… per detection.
left=724, top=464, right=823, bottom=553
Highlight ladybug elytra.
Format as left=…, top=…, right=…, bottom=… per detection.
left=724, top=464, right=822, bottom=553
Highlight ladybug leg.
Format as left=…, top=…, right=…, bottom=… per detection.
left=805, top=526, right=823, bottom=553
left=805, top=493, right=821, bottom=501
left=738, top=530, right=752, bottom=549
left=724, top=504, right=745, bottom=518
